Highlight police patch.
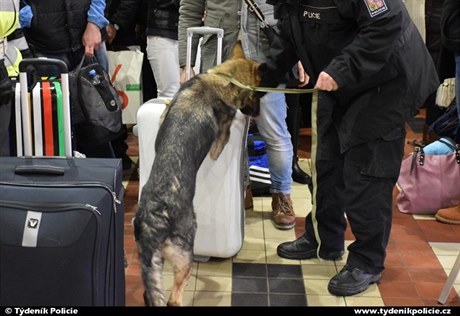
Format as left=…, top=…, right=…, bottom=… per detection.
left=364, top=0, right=388, bottom=17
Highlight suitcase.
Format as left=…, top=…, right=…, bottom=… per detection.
left=137, top=97, right=248, bottom=261
left=0, top=58, right=125, bottom=306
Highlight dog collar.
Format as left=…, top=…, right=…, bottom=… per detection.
left=207, top=69, right=317, bottom=94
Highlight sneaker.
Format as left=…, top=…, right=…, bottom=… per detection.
left=271, top=193, right=295, bottom=230
left=435, top=204, right=460, bottom=224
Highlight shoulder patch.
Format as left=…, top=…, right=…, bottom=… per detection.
left=363, top=0, right=388, bottom=17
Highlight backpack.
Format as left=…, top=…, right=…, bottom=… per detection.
left=69, top=55, right=123, bottom=145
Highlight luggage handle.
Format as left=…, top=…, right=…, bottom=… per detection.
left=19, top=58, right=69, bottom=74
left=18, top=58, right=72, bottom=157
left=185, top=27, right=224, bottom=80
left=15, top=165, right=65, bottom=176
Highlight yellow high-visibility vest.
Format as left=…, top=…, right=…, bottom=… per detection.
left=0, top=0, right=19, bottom=39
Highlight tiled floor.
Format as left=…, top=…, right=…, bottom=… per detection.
left=122, top=110, right=460, bottom=306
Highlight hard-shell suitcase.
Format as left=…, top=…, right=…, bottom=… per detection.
left=137, top=96, right=248, bottom=260
left=0, top=58, right=125, bottom=306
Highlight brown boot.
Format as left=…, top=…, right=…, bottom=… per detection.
left=245, top=185, right=253, bottom=210
left=435, top=204, right=460, bottom=224
left=271, top=193, right=296, bottom=230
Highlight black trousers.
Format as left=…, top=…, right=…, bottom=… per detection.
left=0, top=61, right=12, bottom=156
left=305, top=93, right=406, bottom=274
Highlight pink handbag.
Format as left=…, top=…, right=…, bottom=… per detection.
left=396, top=145, right=460, bottom=215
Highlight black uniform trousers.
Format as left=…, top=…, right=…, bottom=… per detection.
left=0, top=60, right=12, bottom=156
left=305, top=91, right=406, bottom=274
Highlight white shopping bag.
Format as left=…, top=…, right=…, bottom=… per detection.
left=107, top=49, right=144, bottom=124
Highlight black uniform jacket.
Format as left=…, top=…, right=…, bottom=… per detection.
left=264, top=0, right=439, bottom=151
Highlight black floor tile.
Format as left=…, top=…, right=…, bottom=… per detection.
left=269, top=293, right=307, bottom=306
left=232, top=263, right=267, bottom=278
left=231, top=293, right=269, bottom=306
left=233, top=277, right=268, bottom=293
left=267, top=264, right=303, bottom=278
left=268, top=278, right=306, bottom=294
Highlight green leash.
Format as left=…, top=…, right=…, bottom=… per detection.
left=207, top=69, right=317, bottom=94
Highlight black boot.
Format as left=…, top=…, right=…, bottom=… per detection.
left=286, top=93, right=312, bottom=185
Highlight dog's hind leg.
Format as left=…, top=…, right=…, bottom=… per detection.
left=163, top=239, right=194, bottom=306
left=140, top=248, right=167, bottom=306
left=134, top=214, right=168, bottom=306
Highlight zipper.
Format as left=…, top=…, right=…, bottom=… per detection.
left=0, top=181, right=121, bottom=213
left=0, top=199, right=103, bottom=304
left=0, top=200, right=101, bottom=216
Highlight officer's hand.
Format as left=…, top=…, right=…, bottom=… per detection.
left=297, top=61, right=310, bottom=87
left=315, top=71, right=338, bottom=91
left=180, top=67, right=195, bottom=85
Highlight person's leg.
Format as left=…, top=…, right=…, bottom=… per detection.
left=285, top=92, right=312, bottom=185
left=277, top=91, right=345, bottom=259
left=146, top=36, right=180, bottom=99
left=0, top=61, right=12, bottom=156
left=328, top=129, right=405, bottom=296
left=255, top=91, right=295, bottom=229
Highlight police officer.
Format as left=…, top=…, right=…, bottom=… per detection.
left=0, top=0, right=29, bottom=156
left=261, top=0, right=439, bottom=296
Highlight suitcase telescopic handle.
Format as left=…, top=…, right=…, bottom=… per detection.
left=18, top=58, right=68, bottom=74
left=185, top=27, right=224, bottom=80
left=18, top=58, right=72, bottom=157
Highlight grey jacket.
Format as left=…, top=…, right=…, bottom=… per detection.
left=178, top=0, right=276, bottom=72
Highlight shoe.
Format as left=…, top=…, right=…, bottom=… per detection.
left=277, top=234, right=344, bottom=260
left=435, top=204, right=460, bottom=224
left=271, top=193, right=296, bottom=229
left=292, top=157, right=312, bottom=185
left=328, top=264, right=381, bottom=296
left=244, top=185, right=253, bottom=210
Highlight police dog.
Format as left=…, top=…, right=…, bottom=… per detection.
left=134, top=43, right=262, bottom=306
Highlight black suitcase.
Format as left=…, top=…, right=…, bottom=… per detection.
left=0, top=58, right=125, bottom=306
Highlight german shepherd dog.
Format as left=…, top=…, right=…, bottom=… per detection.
left=134, top=44, right=262, bottom=306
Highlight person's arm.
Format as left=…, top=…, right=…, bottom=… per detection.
left=178, top=0, right=206, bottom=83
left=106, top=0, right=142, bottom=44
left=259, top=3, right=302, bottom=89
left=323, top=0, right=404, bottom=90
left=83, top=0, right=109, bottom=56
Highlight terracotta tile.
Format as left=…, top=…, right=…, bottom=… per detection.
left=378, top=281, right=419, bottom=298
left=382, top=297, right=425, bottom=306
left=414, top=281, right=448, bottom=299
left=381, top=267, right=411, bottom=282
left=384, top=251, right=406, bottom=268
left=400, top=251, right=443, bottom=269
left=409, top=268, right=448, bottom=283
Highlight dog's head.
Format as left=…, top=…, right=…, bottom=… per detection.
left=210, top=42, right=262, bottom=117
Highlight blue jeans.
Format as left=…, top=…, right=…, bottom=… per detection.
left=255, top=91, right=293, bottom=194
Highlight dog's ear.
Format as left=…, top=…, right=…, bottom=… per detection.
left=231, top=41, right=245, bottom=59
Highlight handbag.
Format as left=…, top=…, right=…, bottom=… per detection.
left=435, top=78, right=456, bottom=108
left=396, top=143, right=460, bottom=215
left=69, top=55, right=123, bottom=145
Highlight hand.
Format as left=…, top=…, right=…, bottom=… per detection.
left=180, top=67, right=196, bottom=85
left=297, top=61, right=310, bottom=87
left=82, top=22, right=102, bottom=56
left=315, top=71, right=338, bottom=91
left=106, top=24, right=117, bottom=45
